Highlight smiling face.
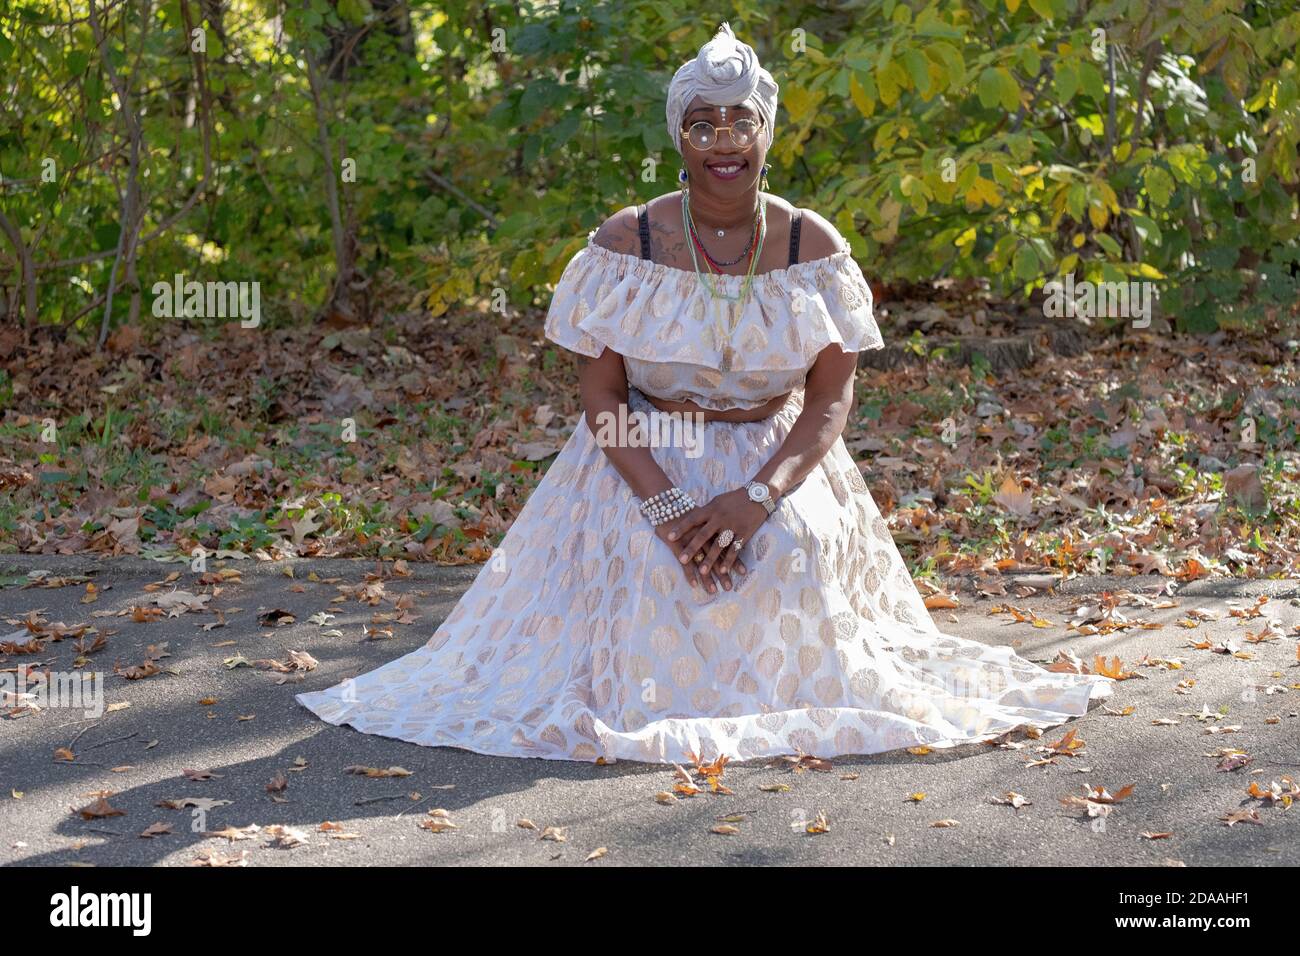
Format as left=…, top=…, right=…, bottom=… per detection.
left=679, top=95, right=768, bottom=198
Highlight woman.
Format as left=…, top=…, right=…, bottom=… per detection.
left=295, top=23, right=1114, bottom=764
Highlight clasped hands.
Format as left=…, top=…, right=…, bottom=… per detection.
left=653, top=487, right=769, bottom=594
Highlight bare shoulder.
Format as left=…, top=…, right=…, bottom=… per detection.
left=758, top=192, right=794, bottom=229
left=793, top=207, right=847, bottom=262
left=592, top=204, right=642, bottom=255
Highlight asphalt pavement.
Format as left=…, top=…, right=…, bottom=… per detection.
left=2, top=555, right=1296, bottom=867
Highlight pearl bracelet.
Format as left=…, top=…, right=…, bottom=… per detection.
left=639, top=486, right=697, bottom=526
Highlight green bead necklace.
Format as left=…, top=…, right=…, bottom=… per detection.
left=681, top=188, right=767, bottom=305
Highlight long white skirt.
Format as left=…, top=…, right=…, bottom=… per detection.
left=296, top=388, right=1113, bottom=763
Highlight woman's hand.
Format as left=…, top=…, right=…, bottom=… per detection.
left=669, top=488, right=767, bottom=585
left=655, top=508, right=747, bottom=595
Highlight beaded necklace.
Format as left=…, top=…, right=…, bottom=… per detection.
left=681, top=188, right=766, bottom=305
left=688, top=203, right=760, bottom=267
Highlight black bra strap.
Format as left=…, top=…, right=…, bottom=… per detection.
left=637, top=204, right=652, bottom=260
left=788, top=208, right=803, bottom=266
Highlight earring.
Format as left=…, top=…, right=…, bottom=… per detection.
left=760, top=163, right=771, bottom=191
left=678, top=167, right=688, bottom=191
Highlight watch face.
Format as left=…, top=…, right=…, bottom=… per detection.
left=747, top=482, right=769, bottom=502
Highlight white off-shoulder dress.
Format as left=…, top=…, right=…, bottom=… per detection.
left=296, top=231, right=1114, bottom=763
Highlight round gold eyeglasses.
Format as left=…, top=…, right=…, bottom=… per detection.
left=680, top=118, right=762, bottom=150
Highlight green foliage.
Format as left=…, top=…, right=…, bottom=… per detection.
left=0, top=0, right=1298, bottom=334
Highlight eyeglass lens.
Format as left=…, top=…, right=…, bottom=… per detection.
left=687, top=118, right=759, bottom=149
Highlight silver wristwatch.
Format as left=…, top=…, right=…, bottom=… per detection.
left=745, top=480, right=777, bottom=515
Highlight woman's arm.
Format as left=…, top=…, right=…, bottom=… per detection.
left=752, top=205, right=859, bottom=500
left=751, top=345, right=858, bottom=502
left=576, top=347, right=673, bottom=501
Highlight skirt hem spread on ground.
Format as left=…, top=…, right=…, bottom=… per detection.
left=296, top=386, right=1114, bottom=765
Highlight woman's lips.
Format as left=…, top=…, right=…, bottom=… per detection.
left=705, top=159, right=747, bottom=180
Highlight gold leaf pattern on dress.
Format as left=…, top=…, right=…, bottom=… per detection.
left=650, top=564, right=676, bottom=597
left=692, top=688, right=722, bottom=711
left=648, top=684, right=672, bottom=712
left=808, top=707, right=838, bottom=730
left=692, top=631, right=718, bottom=661
left=740, top=323, right=767, bottom=354
left=701, top=457, right=725, bottom=486
left=674, top=601, right=692, bottom=630
left=650, top=625, right=680, bottom=656
left=775, top=554, right=795, bottom=584
left=798, top=644, right=823, bottom=676
left=784, top=322, right=801, bottom=355
left=709, top=602, right=740, bottom=631
left=799, top=587, right=822, bottom=618
left=688, top=295, right=706, bottom=325
left=672, top=656, right=701, bottom=688
left=658, top=319, right=684, bottom=345
left=652, top=284, right=676, bottom=319
left=840, top=282, right=865, bottom=310
left=826, top=469, right=848, bottom=505
left=693, top=367, right=724, bottom=389
left=777, top=674, right=801, bottom=705
left=736, top=623, right=762, bottom=654
left=636, top=595, right=657, bottom=626
left=756, top=713, right=787, bottom=734
left=715, top=658, right=741, bottom=685
left=620, top=301, right=644, bottom=335
left=815, top=675, right=843, bottom=704
left=756, top=647, right=784, bottom=679
left=835, top=726, right=866, bottom=753
left=646, top=364, right=676, bottom=392
left=570, top=297, right=589, bottom=328
left=779, top=614, right=801, bottom=644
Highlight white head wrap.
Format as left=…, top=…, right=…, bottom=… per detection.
left=665, top=22, right=778, bottom=154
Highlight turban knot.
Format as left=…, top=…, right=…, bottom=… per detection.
left=665, top=22, right=778, bottom=154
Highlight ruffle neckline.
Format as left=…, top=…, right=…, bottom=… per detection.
left=543, top=229, right=885, bottom=373
left=578, top=231, right=856, bottom=286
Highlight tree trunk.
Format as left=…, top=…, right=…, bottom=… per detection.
left=0, top=209, right=38, bottom=330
